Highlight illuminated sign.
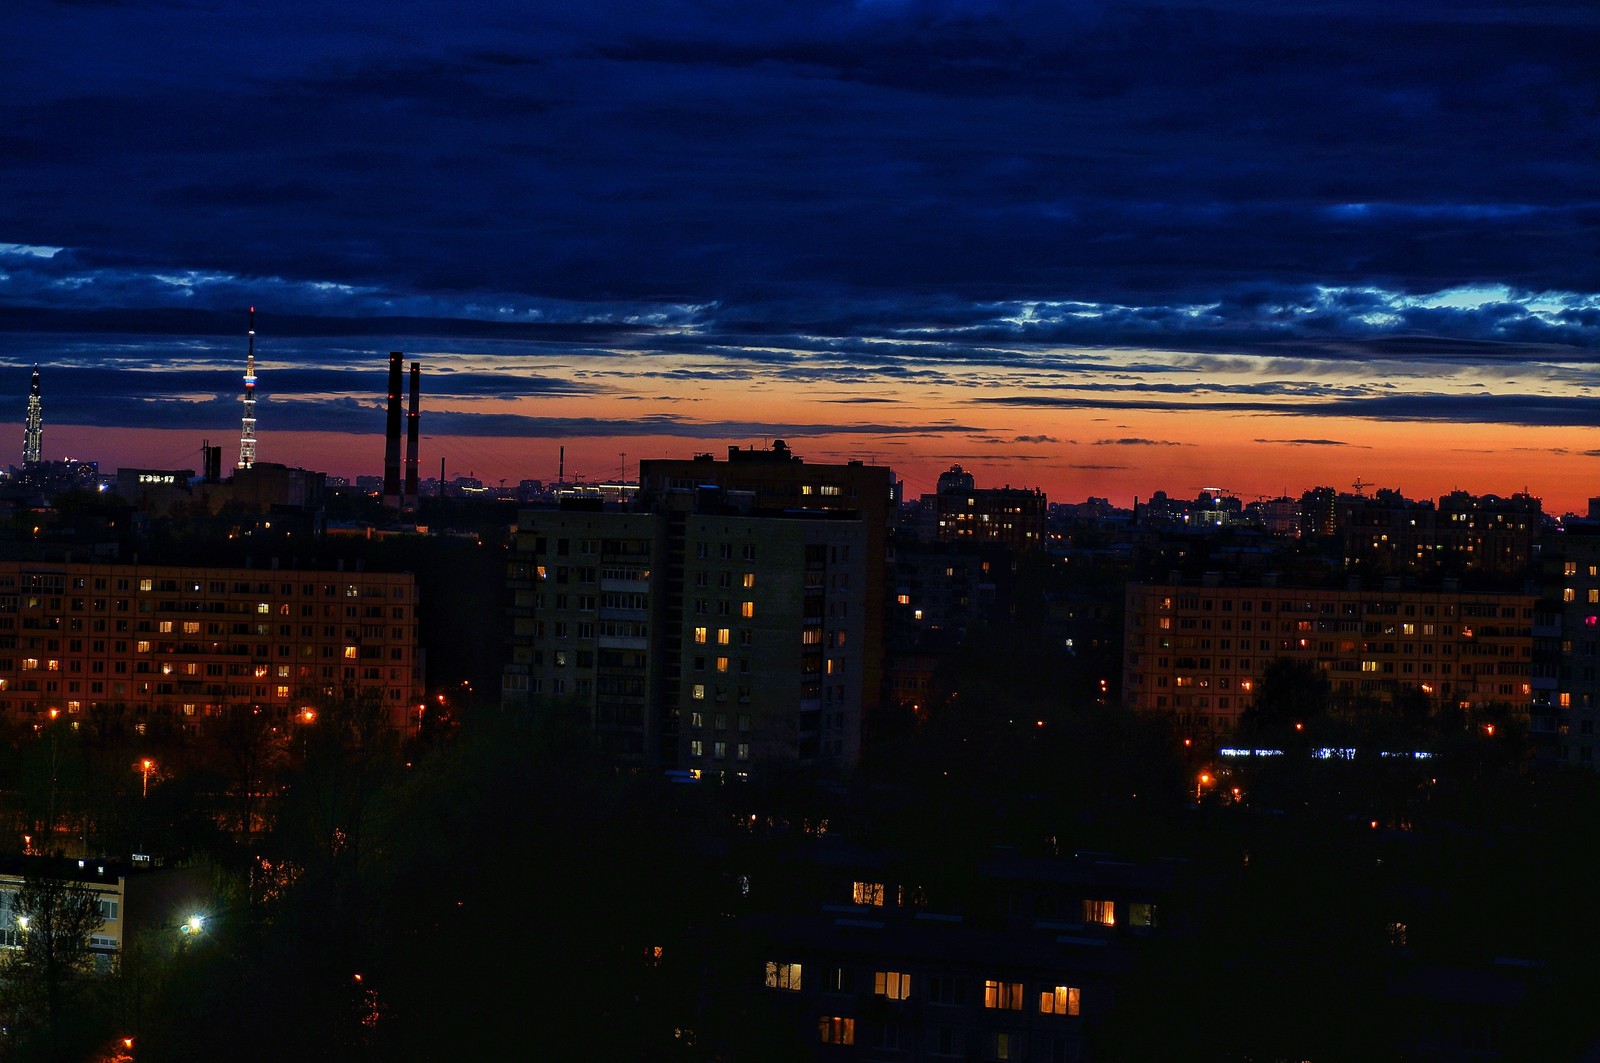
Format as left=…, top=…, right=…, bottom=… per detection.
left=137, top=474, right=176, bottom=484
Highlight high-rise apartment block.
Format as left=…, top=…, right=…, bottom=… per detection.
left=0, top=560, right=422, bottom=730
left=1540, top=526, right=1600, bottom=766
left=504, top=502, right=868, bottom=775
left=1123, top=581, right=1536, bottom=734
left=506, top=442, right=893, bottom=776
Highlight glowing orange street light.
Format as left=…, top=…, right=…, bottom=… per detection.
left=139, top=758, right=155, bottom=799
left=1197, top=771, right=1212, bottom=801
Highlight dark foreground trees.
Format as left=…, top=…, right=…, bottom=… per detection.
left=0, top=859, right=109, bottom=1063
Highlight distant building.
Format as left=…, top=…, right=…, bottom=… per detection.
left=1123, top=580, right=1536, bottom=734
left=927, top=465, right=1046, bottom=555
left=1337, top=490, right=1541, bottom=581
left=0, top=559, right=422, bottom=732
left=6, top=459, right=99, bottom=500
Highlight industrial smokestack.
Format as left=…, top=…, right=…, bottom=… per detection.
left=383, top=351, right=403, bottom=506
left=559, top=445, right=565, bottom=485
left=405, top=361, right=420, bottom=508
left=202, top=440, right=222, bottom=483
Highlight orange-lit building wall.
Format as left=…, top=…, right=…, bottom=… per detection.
left=0, top=561, right=421, bottom=731
left=1123, top=582, right=1535, bottom=733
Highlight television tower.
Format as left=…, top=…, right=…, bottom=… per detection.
left=238, top=307, right=257, bottom=469
left=22, top=366, right=41, bottom=464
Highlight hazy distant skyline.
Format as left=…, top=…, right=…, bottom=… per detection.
left=3, top=0, right=1597, bottom=506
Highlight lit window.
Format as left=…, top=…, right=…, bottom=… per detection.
left=694, top=627, right=708, bottom=644
left=984, top=981, right=1023, bottom=1010
left=159, top=621, right=174, bottom=633
left=743, top=573, right=755, bottom=588
left=818, top=1017, right=854, bottom=1045
left=852, top=881, right=885, bottom=906
left=690, top=740, right=703, bottom=757
left=344, top=646, right=358, bottom=659
left=741, top=601, right=755, bottom=618
left=717, top=657, right=729, bottom=673
left=874, top=971, right=911, bottom=1000
left=897, top=594, right=910, bottom=605
left=135, top=642, right=150, bottom=654
left=275, top=685, right=289, bottom=699
left=765, top=962, right=803, bottom=991
left=257, top=603, right=270, bottom=614
left=1129, top=902, right=1157, bottom=927
left=139, top=580, right=152, bottom=592
left=736, top=742, right=749, bottom=761
left=183, top=621, right=200, bottom=634
left=1083, top=899, right=1115, bottom=926
left=690, top=711, right=703, bottom=728
left=182, top=703, right=196, bottom=717
left=1565, top=588, right=1577, bottom=602
left=692, top=684, right=706, bottom=700
left=1040, top=986, right=1080, bottom=1015
left=717, top=628, right=731, bottom=645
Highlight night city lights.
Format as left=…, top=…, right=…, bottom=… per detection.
left=1, top=0, right=1598, bottom=1061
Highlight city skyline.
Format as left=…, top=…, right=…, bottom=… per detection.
left=3, top=0, right=1596, bottom=507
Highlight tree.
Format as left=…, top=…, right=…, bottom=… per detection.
left=0, top=858, right=108, bottom=1062
left=1239, top=657, right=1333, bottom=736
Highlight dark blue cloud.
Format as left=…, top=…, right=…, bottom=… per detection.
left=1, top=0, right=1596, bottom=446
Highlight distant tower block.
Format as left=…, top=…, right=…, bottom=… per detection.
left=23, top=366, right=42, bottom=465
left=383, top=352, right=404, bottom=506
left=404, top=361, right=420, bottom=508
left=237, top=307, right=258, bottom=469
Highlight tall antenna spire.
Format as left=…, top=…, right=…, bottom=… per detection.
left=22, top=366, right=41, bottom=465
left=237, top=307, right=258, bottom=469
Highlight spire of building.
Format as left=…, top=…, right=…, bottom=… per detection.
left=23, top=366, right=41, bottom=465
left=238, top=307, right=257, bottom=469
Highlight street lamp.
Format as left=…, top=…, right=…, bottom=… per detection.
left=139, top=759, right=155, bottom=799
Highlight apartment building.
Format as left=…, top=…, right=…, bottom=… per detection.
left=1538, top=526, right=1600, bottom=767
left=503, top=496, right=870, bottom=776
left=0, top=559, right=422, bottom=731
left=1123, top=581, right=1536, bottom=733
left=0, top=854, right=212, bottom=974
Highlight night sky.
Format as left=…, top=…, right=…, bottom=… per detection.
left=3, top=0, right=1597, bottom=506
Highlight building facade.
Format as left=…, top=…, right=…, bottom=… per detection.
left=0, top=560, right=422, bottom=731
left=504, top=497, right=871, bottom=776
left=1123, top=581, right=1536, bottom=733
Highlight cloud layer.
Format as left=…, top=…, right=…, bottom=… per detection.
left=1, top=0, right=1597, bottom=497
